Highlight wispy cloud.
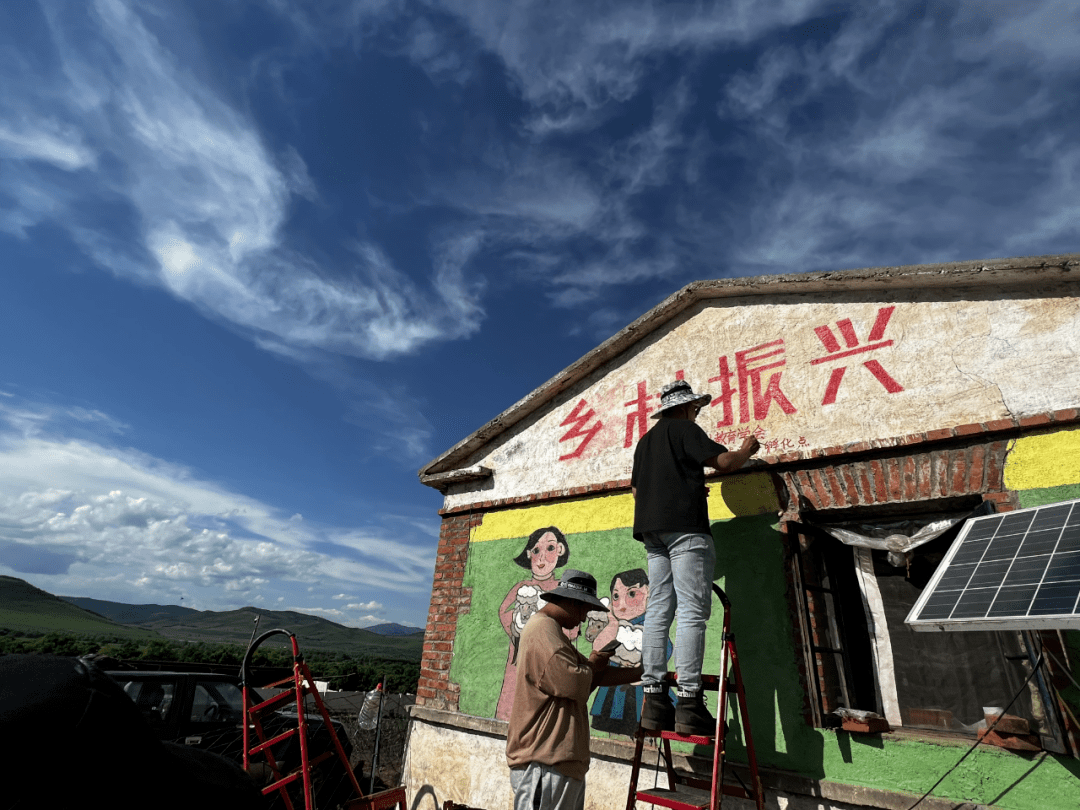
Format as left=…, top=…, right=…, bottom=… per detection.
left=0, top=397, right=433, bottom=617
left=1, top=0, right=484, bottom=361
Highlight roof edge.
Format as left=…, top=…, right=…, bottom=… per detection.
left=418, top=252, right=1080, bottom=482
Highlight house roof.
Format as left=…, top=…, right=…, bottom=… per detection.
left=419, top=252, right=1080, bottom=488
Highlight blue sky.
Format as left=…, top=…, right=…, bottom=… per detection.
left=1, top=0, right=1078, bottom=629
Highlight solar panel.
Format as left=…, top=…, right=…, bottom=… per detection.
left=906, top=497, right=1080, bottom=632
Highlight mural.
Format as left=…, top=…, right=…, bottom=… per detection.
left=452, top=474, right=782, bottom=736
left=494, top=526, right=571, bottom=721
left=587, top=568, right=671, bottom=735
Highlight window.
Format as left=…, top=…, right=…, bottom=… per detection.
left=190, top=680, right=244, bottom=724
left=121, top=678, right=177, bottom=728
left=790, top=507, right=1064, bottom=749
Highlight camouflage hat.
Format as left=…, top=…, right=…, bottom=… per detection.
left=650, top=380, right=711, bottom=418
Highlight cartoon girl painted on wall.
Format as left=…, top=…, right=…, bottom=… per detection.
left=493, top=526, right=571, bottom=721
left=589, top=568, right=668, bottom=735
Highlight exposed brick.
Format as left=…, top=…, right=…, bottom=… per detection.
left=810, top=469, right=833, bottom=508
left=935, top=450, right=951, bottom=498
left=845, top=441, right=873, bottom=454
left=902, top=456, right=917, bottom=501
left=951, top=451, right=970, bottom=495
left=969, top=444, right=987, bottom=492
left=796, top=471, right=821, bottom=509
left=826, top=467, right=847, bottom=506
left=986, top=441, right=1006, bottom=489
left=955, top=422, right=985, bottom=436
left=1054, top=408, right=1080, bottom=422
left=1020, top=413, right=1052, bottom=427
left=985, top=418, right=1018, bottom=432
left=857, top=464, right=875, bottom=504
left=984, top=491, right=1017, bottom=511
left=917, top=455, right=932, bottom=499
left=840, top=466, right=859, bottom=505
left=885, top=457, right=903, bottom=501
left=925, top=428, right=955, bottom=442
left=417, top=687, right=436, bottom=699
left=868, top=459, right=888, bottom=502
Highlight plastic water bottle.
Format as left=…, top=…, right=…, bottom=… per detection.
left=357, top=682, right=383, bottom=730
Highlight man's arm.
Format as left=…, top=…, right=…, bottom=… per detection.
left=594, top=664, right=644, bottom=688
left=709, top=436, right=761, bottom=474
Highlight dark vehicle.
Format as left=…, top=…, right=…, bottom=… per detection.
left=109, top=670, right=358, bottom=806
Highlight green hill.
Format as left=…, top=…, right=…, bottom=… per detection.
left=5, top=579, right=422, bottom=661
left=134, top=605, right=423, bottom=660
left=60, top=596, right=200, bottom=625
left=0, top=576, right=159, bottom=640
left=57, top=595, right=422, bottom=661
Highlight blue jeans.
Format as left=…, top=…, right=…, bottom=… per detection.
left=641, top=531, right=716, bottom=693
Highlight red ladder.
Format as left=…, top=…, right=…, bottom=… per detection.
left=241, top=629, right=408, bottom=810
left=626, top=585, right=764, bottom=810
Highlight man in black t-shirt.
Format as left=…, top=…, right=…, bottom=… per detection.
left=631, top=380, right=760, bottom=736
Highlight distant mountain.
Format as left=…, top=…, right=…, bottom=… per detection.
left=364, top=622, right=424, bottom=636
left=0, top=576, right=159, bottom=640
left=61, top=596, right=201, bottom=625
left=49, top=594, right=424, bottom=660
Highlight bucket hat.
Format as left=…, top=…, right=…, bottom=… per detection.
left=543, top=569, right=608, bottom=611
left=650, top=379, right=711, bottom=419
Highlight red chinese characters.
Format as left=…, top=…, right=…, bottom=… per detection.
left=708, top=340, right=798, bottom=427
left=557, top=399, right=603, bottom=460
left=622, top=381, right=656, bottom=448
left=811, top=306, right=903, bottom=405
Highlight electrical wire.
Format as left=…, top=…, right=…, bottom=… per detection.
left=906, top=652, right=1044, bottom=810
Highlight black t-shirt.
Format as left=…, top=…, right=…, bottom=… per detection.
left=631, top=418, right=726, bottom=540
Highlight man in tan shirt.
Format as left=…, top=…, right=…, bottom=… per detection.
left=505, top=569, right=644, bottom=810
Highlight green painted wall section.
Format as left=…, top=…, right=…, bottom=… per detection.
left=1018, top=483, right=1080, bottom=509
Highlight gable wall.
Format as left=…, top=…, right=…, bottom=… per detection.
left=410, top=276, right=1080, bottom=810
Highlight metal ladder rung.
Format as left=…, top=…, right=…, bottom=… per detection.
left=248, top=726, right=296, bottom=755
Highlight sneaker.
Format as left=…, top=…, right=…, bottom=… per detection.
left=639, top=686, right=675, bottom=732
left=675, top=689, right=717, bottom=737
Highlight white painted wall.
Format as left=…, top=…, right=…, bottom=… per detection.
left=444, top=291, right=1080, bottom=510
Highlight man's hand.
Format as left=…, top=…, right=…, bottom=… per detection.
left=588, top=649, right=614, bottom=672
left=712, top=436, right=760, bottom=474
left=588, top=648, right=614, bottom=690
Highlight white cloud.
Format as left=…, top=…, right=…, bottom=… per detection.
left=0, top=121, right=96, bottom=170
left=0, top=399, right=434, bottom=614
left=1, top=0, right=484, bottom=361
left=346, top=600, right=383, bottom=612
left=437, top=0, right=833, bottom=131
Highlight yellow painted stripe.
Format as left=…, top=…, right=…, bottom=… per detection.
left=471, top=493, right=634, bottom=542
left=1004, top=428, right=1080, bottom=491
left=471, top=472, right=780, bottom=542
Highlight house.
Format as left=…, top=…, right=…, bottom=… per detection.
left=403, top=253, right=1080, bottom=810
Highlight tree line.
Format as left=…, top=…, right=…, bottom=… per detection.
left=0, top=629, right=420, bottom=693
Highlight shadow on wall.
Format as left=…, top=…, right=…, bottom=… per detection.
left=410, top=783, right=440, bottom=810
left=710, top=512, right=825, bottom=779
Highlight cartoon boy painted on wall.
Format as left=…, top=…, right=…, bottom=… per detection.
left=494, top=526, right=570, bottom=721
left=589, top=568, right=666, bottom=735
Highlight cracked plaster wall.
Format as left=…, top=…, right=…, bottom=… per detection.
left=444, top=291, right=1080, bottom=511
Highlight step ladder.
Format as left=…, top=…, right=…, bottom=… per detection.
left=625, top=585, right=764, bottom=810
left=241, top=628, right=408, bottom=810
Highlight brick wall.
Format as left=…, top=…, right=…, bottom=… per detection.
left=778, top=436, right=1016, bottom=515
left=417, top=511, right=481, bottom=710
